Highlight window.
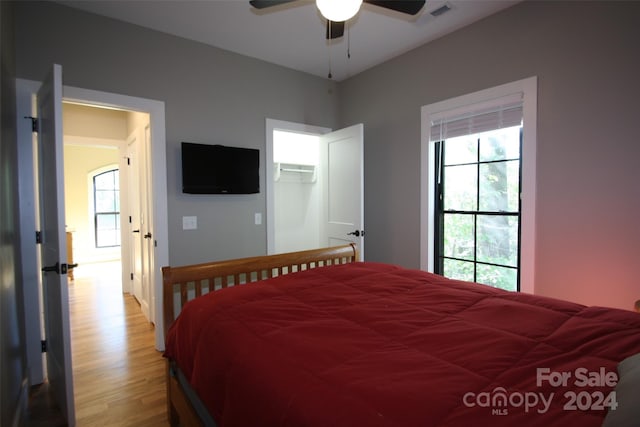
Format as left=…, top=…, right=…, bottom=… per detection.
left=93, top=169, right=120, bottom=248
left=421, top=77, right=537, bottom=293
left=435, top=126, right=521, bottom=291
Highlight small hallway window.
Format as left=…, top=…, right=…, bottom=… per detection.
left=93, top=169, right=120, bottom=248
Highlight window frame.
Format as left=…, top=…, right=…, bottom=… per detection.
left=420, top=77, right=537, bottom=294
left=434, top=128, right=523, bottom=291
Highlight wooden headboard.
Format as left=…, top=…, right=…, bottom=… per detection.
left=162, top=244, right=358, bottom=337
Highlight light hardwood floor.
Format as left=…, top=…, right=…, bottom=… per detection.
left=26, top=261, right=167, bottom=426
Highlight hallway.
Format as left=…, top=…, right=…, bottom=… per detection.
left=26, top=261, right=167, bottom=426
left=69, top=261, right=166, bottom=426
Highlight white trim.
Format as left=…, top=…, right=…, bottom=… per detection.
left=16, top=78, right=45, bottom=385
left=420, top=76, right=537, bottom=294
left=265, top=119, right=331, bottom=254
left=64, top=135, right=124, bottom=148
left=63, top=86, right=169, bottom=349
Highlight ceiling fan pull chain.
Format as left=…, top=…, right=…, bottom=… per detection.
left=328, top=20, right=333, bottom=79
left=347, top=22, right=351, bottom=59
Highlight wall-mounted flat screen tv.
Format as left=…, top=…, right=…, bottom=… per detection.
left=181, top=142, right=260, bottom=194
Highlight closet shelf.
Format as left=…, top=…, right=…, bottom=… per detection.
left=274, top=162, right=317, bottom=183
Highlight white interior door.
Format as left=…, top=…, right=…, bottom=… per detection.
left=126, top=128, right=150, bottom=321
left=127, top=134, right=144, bottom=308
left=37, top=64, right=76, bottom=425
left=320, top=123, right=364, bottom=259
left=141, top=124, right=153, bottom=322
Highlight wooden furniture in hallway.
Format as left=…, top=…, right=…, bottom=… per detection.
left=66, top=231, right=74, bottom=281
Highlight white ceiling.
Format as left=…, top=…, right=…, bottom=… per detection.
left=57, top=0, right=521, bottom=81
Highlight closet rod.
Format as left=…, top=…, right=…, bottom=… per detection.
left=280, top=168, right=314, bottom=173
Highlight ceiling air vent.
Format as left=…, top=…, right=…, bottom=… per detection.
left=430, top=3, right=452, bottom=17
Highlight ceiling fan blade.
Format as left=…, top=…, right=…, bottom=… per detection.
left=364, top=0, right=426, bottom=15
left=326, top=20, right=345, bottom=40
left=249, top=0, right=298, bottom=9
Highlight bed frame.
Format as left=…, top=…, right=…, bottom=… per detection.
left=162, top=244, right=359, bottom=427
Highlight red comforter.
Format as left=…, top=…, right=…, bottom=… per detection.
left=164, top=262, right=640, bottom=426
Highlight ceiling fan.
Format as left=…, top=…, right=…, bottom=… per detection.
left=250, top=0, right=426, bottom=39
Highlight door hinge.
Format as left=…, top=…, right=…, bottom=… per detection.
left=130, top=273, right=134, bottom=280
left=127, top=157, right=131, bottom=166
left=41, top=340, right=47, bottom=353
left=25, top=116, right=38, bottom=132
left=35, top=231, right=42, bottom=244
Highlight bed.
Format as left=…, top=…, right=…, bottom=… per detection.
left=162, top=244, right=640, bottom=427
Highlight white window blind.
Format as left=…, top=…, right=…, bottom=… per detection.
left=429, top=93, right=524, bottom=141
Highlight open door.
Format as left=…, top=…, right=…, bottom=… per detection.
left=127, top=134, right=144, bottom=309
left=36, top=64, right=76, bottom=425
left=320, top=124, right=364, bottom=259
left=126, top=124, right=151, bottom=322
left=141, top=124, right=155, bottom=322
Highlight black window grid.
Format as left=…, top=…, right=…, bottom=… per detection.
left=434, top=129, right=523, bottom=291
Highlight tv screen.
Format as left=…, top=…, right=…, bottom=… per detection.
left=181, top=142, right=260, bottom=194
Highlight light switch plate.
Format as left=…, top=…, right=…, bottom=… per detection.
left=182, top=216, right=197, bottom=230
left=255, top=213, right=262, bottom=225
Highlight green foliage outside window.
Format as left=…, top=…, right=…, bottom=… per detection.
left=438, top=127, right=521, bottom=291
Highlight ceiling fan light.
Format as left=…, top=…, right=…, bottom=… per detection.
left=316, top=0, right=363, bottom=22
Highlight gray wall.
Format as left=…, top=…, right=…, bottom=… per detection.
left=14, top=0, right=340, bottom=266
left=12, top=0, right=640, bottom=313
left=340, top=1, right=640, bottom=309
left=1, top=1, right=28, bottom=425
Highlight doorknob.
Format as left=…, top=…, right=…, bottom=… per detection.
left=42, top=262, right=77, bottom=274
left=347, top=230, right=365, bottom=237
left=144, top=232, right=152, bottom=239
left=132, top=229, right=140, bottom=233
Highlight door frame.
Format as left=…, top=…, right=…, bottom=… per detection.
left=17, top=78, right=46, bottom=384
left=265, top=118, right=330, bottom=254
left=65, top=135, right=128, bottom=292
left=63, top=86, right=168, bottom=348
left=17, top=79, right=169, bottom=378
